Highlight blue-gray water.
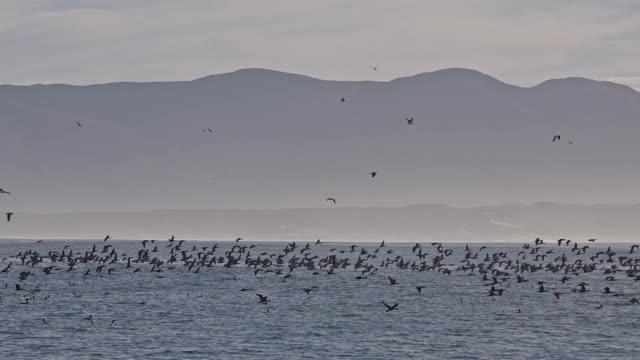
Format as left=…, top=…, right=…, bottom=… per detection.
left=1, top=239, right=639, bottom=359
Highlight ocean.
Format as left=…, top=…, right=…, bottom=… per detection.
left=0, top=239, right=639, bottom=359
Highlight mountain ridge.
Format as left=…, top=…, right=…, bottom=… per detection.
left=2, top=67, right=640, bottom=214
left=1, top=67, right=637, bottom=96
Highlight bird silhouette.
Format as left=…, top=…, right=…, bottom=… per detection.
left=552, top=135, right=561, bottom=142
left=256, top=294, right=270, bottom=304
left=0, top=187, right=12, bottom=195
left=6, top=212, right=13, bottom=222
left=382, top=301, right=398, bottom=312
left=405, top=117, right=414, bottom=125
left=326, top=198, right=337, bottom=204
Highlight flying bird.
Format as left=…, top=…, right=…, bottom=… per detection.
left=104, top=235, right=111, bottom=242
left=6, top=212, right=13, bottom=222
left=74, top=121, right=83, bottom=127
left=369, top=171, right=377, bottom=178
left=405, top=117, right=414, bottom=125
left=256, top=294, right=270, bottom=304
left=0, top=187, right=11, bottom=195
left=326, top=198, right=336, bottom=204
left=340, top=98, right=346, bottom=103
left=552, top=135, right=561, bottom=142
left=382, top=301, right=398, bottom=312
left=203, top=129, right=213, bottom=133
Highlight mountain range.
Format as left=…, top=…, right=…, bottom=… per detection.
left=2, top=67, right=640, bottom=239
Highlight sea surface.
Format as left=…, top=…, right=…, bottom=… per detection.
left=0, top=239, right=639, bottom=360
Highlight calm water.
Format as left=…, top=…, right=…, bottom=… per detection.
left=0, top=239, right=639, bottom=359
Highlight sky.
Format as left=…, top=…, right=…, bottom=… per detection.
left=2, top=0, right=640, bottom=88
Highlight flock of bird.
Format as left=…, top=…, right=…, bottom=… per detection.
left=1, top=233, right=639, bottom=328
left=0, top=68, right=601, bottom=332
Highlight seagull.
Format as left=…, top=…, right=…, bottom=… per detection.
left=405, top=117, right=414, bottom=125
left=74, top=121, right=83, bottom=127
left=0, top=187, right=11, bottom=195
left=326, top=198, right=336, bottom=204
left=369, top=171, right=377, bottom=178
left=6, top=212, right=13, bottom=222
left=382, top=301, right=398, bottom=312
left=552, top=135, right=561, bottom=142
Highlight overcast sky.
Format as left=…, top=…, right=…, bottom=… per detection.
left=2, top=0, right=640, bottom=88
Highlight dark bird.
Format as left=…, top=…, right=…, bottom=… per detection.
left=6, top=212, right=13, bottom=222
left=405, top=117, right=414, bottom=125
left=382, top=301, right=398, bottom=312
left=256, top=294, right=270, bottom=304
left=326, top=198, right=337, bottom=204
left=552, top=135, right=561, bottom=142
left=74, top=121, right=83, bottom=127
left=369, top=171, right=377, bottom=178
left=340, top=97, right=346, bottom=102
left=235, top=238, right=242, bottom=243
left=416, top=285, right=426, bottom=294
left=203, top=129, right=213, bottom=133
left=553, top=292, right=561, bottom=300
left=387, top=276, right=397, bottom=285
left=0, top=187, right=11, bottom=195
left=104, top=235, right=111, bottom=242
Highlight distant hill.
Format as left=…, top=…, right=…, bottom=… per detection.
left=3, top=203, right=640, bottom=242
left=2, top=68, right=640, bottom=213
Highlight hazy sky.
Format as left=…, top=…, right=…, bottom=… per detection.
left=2, top=0, right=640, bottom=88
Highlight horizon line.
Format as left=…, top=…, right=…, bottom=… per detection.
left=17, top=201, right=640, bottom=216
left=0, top=67, right=636, bottom=94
